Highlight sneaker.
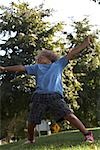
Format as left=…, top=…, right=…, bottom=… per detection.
left=84, top=131, right=94, bottom=143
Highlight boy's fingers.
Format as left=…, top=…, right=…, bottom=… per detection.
left=88, top=36, right=93, bottom=44
left=87, top=36, right=95, bottom=49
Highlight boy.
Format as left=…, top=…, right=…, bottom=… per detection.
left=0, top=36, right=94, bottom=144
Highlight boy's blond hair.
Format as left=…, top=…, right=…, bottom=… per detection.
left=36, top=50, right=58, bottom=62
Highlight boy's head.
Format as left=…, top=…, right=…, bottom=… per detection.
left=35, top=50, right=58, bottom=64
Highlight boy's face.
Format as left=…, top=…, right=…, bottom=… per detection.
left=35, top=55, right=52, bottom=64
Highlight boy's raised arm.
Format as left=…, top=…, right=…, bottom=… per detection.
left=0, top=65, right=25, bottom=73
left=66, top=36, right=92, bottom=60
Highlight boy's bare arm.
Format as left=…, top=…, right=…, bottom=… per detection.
left=66, top=36, right=92, bottom=60
left=0, top=65, right=25, bottom=73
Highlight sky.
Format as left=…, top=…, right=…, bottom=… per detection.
left=0, top=0, right=100, bottom=26
left=0, top=0, right=100, bottom=55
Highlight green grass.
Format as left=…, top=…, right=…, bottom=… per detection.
left=0, top=128, right=100, bottom=150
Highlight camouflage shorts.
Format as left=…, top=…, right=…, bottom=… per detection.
left=28, top=93, right=73, bottom=124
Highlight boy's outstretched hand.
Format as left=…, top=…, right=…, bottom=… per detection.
left=66, top=36, right=94, bottom=60
left=83, top=36, right=93, bottom=48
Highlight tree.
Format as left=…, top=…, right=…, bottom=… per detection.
left=91, top=0, right=100, bottom=4
left=64, top=18, right=100, bottom=126
left=0, top=2, right=64, bottom=138
left=0, top=2, right=100, bottom=138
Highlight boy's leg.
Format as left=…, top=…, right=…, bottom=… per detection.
left=27, top=122, right=36, bottom=143
left=64, top=113, right=88, bottom=134
left=27, top=93, right=47, bottom=143
left=49, top=93, right=94, bottom=142
left=64, top=113, right=94, bottom=142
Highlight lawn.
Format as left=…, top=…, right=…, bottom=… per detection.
left=0, top=127, right=100, bottom=150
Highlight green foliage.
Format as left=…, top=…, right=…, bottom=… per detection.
left=0, top=2, right=64, bottom=137
left=64, top=18, right=100, bottom=126
left=92, top=0, right=100, bottom=4
left=0, top=2, right=100, bottom=138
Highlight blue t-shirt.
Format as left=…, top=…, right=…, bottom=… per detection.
left=25, top=56, right=69, bottom=96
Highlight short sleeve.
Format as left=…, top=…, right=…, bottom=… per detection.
left=25, top=64, right=37, bottom=75
left=55, top=56, right=69, bottom=69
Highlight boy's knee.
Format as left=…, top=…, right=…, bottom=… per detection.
left=64, top=113, right=76, bottom=120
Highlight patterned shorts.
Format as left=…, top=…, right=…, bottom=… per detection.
left=28, top=93, right=73, bottom=124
